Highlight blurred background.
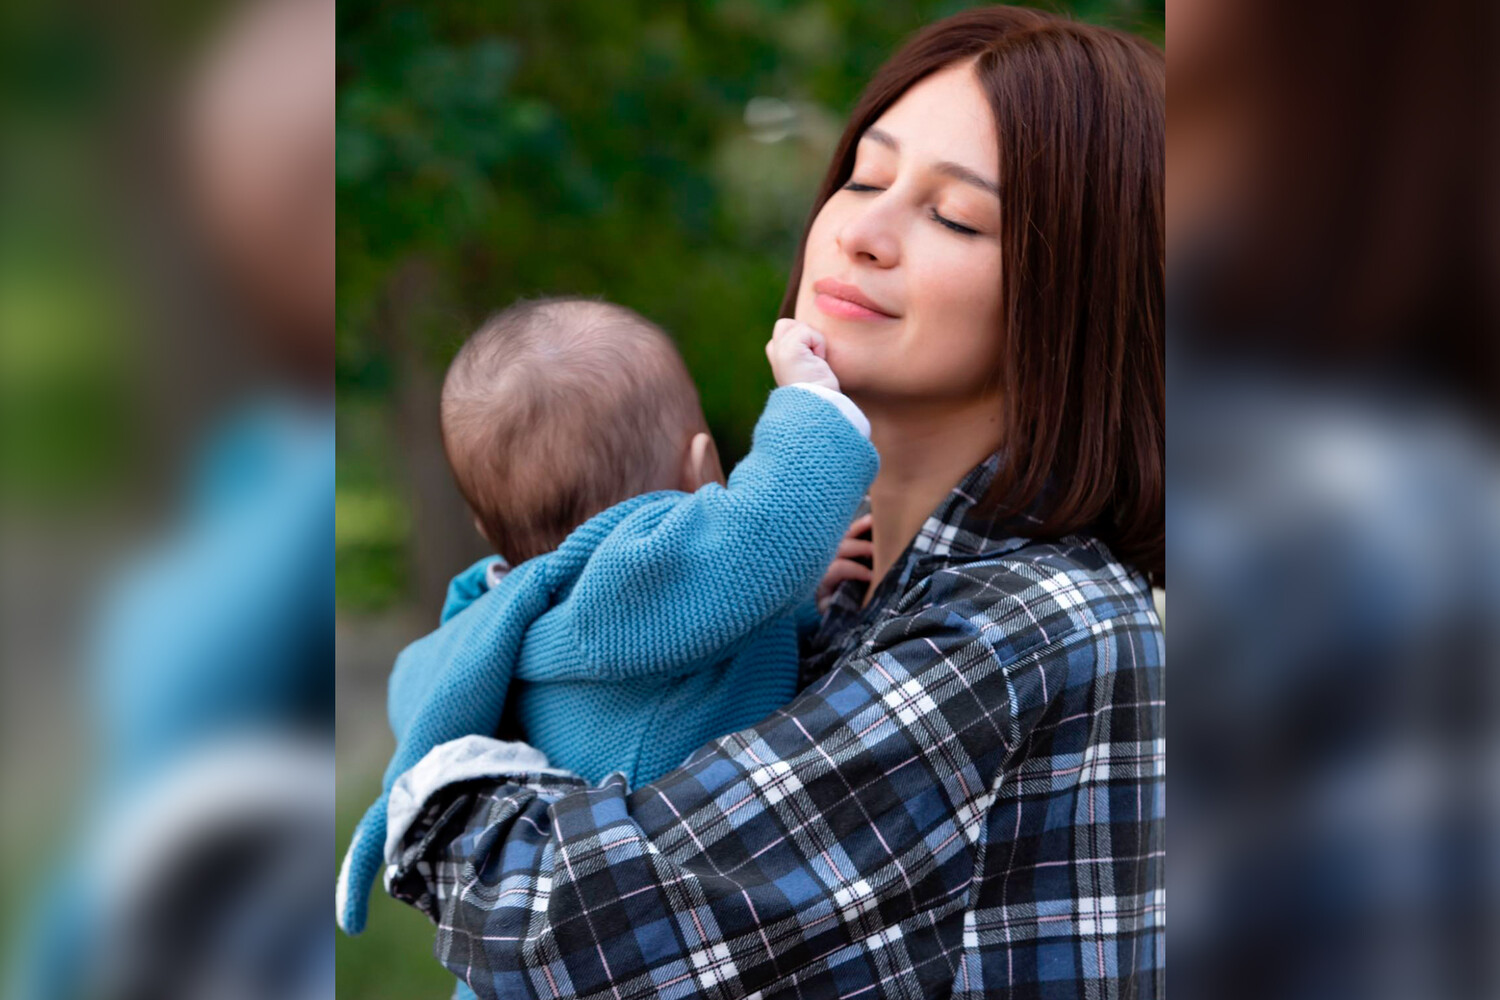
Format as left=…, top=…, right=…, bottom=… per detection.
left=3, top=0, right=333, bottom=997
left=1169, top=0, right=1499, bottom=998
left=333, top=2, right=1161, bottom=996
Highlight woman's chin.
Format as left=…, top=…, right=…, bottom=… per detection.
left=827, top=367, right=879, bottom=404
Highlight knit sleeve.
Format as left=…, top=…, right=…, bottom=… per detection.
left=520, top=386, right=878, bottom=681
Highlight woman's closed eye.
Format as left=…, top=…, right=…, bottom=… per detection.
left=929, top=209, right=979, bottom=236
left=840, top=181, right=982, bottom=237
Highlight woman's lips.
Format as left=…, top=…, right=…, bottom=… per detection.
left=812, top=278, right=897, bottom=321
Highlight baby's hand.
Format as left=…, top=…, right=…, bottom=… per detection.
left=766, top=319, right=839, bottom=391
left=817, top=513, right=874, bottom=613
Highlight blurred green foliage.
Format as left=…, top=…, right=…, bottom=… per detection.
left=336, top=773, right=458, bottom=999
left=335, top=0, right=1163, bottom=616
left=0, top=1, right=143, bottom=511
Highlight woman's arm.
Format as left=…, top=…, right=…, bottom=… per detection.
left=521, top=386, right=877, bottom=682
left=386, top=558, right=1161, bottom=999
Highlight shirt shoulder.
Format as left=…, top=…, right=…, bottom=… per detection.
left=809, top=535, right=1157, bottom=781
left=892, top=534, right=1151, bottom=639
left=865, top=535, right=1160, bottom=710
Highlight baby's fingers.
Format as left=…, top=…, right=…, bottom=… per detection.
left=796, top=323, right=827, bottom=360
left=773, top=318, right=825, bottom=354
left=766, top=319, right=792, bottom=357
left=836, top=537, right=874, bottom=561
left=817, top=558, right=874, bottom=611
left=826, top=558, right=873, bottom=584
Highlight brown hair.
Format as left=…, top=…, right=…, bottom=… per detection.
left=780, top=7, right=1164, bottom=583
left=441, top=297, right=705, bottom=564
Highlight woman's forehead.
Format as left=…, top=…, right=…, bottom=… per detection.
left=865, top=64, right=998, bottom=174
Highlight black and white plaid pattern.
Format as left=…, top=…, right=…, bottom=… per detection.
left=389, top=455, right=1164, bottom=998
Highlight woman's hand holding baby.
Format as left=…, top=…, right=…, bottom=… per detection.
left=767, top=319, right=839, bottom=391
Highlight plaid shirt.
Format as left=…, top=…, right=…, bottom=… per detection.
left=388, top=453, right=1165, bottom=999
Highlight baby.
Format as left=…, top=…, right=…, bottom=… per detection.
left=337, top=297, right=878, bottom=935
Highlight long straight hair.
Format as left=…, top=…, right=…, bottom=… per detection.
left=780, top=7, right=1164, bottom=583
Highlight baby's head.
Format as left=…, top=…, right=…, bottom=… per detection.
left=441, top=297, right=722, bottom=563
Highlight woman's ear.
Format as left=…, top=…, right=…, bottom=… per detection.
left=680, top=432, right=726, bottom=491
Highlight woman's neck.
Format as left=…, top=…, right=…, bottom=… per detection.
left=859, top=395, right=1004, bottom=607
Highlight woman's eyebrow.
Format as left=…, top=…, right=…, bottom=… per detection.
left=861, top=127, right=1000, bottom=197
left=934, top=161, right=1000, bottom=197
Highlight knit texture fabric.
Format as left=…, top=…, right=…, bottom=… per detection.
left=337, top=387, right=878, bottom=934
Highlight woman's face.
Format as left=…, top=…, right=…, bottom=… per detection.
left=795, top=62, right=1004, bottom=408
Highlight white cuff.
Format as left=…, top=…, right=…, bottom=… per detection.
left=384, top=736, right=575, bottom=860
left=786, top=383, right=871, bottom=439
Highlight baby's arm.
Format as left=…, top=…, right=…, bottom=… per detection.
left=523, top=321, right=877, bottom=681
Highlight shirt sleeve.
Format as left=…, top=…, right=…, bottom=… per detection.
left=384, top=571, right=1101, bottom=1000
left=519, top=386, right=878, bottom=682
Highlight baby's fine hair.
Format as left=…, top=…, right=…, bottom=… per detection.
left=441, top=296, right=706, bottom=564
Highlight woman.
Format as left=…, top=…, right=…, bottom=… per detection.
left=386, top=8, right=1163, bottom=998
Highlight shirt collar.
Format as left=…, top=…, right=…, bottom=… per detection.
left=806, top=448, right=1039, bottom=676
left=906, top=449, right=1039, bottom=562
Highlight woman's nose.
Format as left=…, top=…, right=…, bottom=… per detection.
left=835, top=198, right=901, bottom=268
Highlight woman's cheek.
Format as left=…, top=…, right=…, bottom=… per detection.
left=794, top=226, right=838, bottom=324
left=924, top=259, right=1004, bottom=391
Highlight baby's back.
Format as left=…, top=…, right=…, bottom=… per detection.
left=512, top=610, right=801, bottom=786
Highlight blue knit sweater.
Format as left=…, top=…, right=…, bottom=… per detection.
left=337, top=386, right=878, bottom=934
